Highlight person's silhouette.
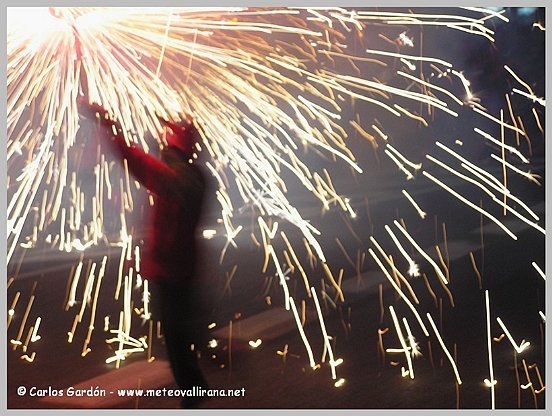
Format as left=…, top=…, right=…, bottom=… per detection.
left=79, top=100, right=209, bottom=408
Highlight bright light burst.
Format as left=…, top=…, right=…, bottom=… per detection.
left=6, top=7, right=545, bottom=408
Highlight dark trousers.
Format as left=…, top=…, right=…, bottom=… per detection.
left=151, top=279, right=209, bottom=390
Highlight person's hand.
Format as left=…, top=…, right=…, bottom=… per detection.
left=157, top=113, right=200, bottom=150
left=157, top=114, right=192, bottom=132
left=77, top=97, right=103, bottom=118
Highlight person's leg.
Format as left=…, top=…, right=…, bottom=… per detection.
left=157, top=281, right=209, bottom=391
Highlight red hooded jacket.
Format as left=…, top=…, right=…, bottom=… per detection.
left=110, top=136, right=206, bottom=283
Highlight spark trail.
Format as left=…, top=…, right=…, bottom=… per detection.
left=6, top=7, right=545, bottom=406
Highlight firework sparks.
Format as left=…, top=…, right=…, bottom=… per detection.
left=426, top=312, right=462, bottom=386
left=496, top=317, right=531, bottom=354
left=387, top=305, right=415, bottom=379
left=6, top=6, right=545, bottom=409
left=484, top=290, right=497, bottom=409
left=531, top=262, right=545, bottom=281
left=369, top=247, right=429, bottom=337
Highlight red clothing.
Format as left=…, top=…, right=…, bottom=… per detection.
left=110, top=136, right=206, bottom=282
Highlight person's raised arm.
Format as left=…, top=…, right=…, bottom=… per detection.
left=78, top=99, right=179, bottom=197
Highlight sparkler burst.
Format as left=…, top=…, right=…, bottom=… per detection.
left=6, top=7, right=545, bottom=409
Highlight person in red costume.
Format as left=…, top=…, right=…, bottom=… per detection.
left=79, top=100, right=209, bottom=408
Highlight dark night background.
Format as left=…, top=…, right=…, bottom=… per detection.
left=6, top=7, right=545, bottom=410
